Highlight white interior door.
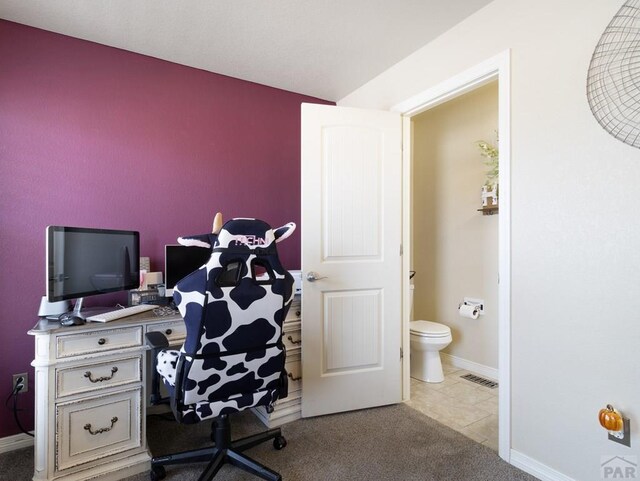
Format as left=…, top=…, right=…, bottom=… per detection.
left=301, top=103, right=403, bottom=417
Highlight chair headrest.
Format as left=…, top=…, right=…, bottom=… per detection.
left=177, top=218, right=296, bottom=251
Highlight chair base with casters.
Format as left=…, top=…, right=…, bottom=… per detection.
left=150, top=413, right=287, bottom=481
left=146, top=332, right=289, bottom=481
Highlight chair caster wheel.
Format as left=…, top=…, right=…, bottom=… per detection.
left=273, top=435, right=287, bottom=450
left=150, top=465, right=166, bottom=481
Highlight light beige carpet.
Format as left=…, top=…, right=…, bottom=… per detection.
left=0, top=404, right=539, bottom=481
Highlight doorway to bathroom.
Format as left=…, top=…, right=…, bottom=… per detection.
left=392, top=50, right=511, bottom=460
left=407, top=79, right=500, bottom=451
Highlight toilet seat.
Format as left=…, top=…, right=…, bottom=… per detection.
left=410, top=320, right=451, bottom=338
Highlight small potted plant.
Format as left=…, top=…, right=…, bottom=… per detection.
left=477, top=136, right=499, bottom=207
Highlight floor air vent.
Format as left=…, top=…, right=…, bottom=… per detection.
left=461, top=373, right=498, bottom=389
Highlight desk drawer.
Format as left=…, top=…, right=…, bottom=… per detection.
left=285, top=356, right=302, bottom=394
left=146, top=320, right=186, bottom=344
left=57, top=327, right=143, bottom=359
left=56, top=356, right=141, bottom=398
left=56, top=389, right=142, bottom=472
left=285, top=299, right=301, bottom=322
left=282, top=321, right=301, bottom=352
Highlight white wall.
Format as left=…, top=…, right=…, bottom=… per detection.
left=340, top=1, right=640, bottom=480
left=412, top=82, right=499, bottom=371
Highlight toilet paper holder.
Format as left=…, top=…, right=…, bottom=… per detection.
left=458, top=297, right=484, bottom=315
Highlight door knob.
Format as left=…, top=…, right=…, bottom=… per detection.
left=306, top=271, right=327, bottom=282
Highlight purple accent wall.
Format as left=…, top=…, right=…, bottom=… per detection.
left=0, top=20, right=332, bottom=438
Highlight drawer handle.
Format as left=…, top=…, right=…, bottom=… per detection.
left=287, top=335, right=302, bottom=345
left=84, top=367, right=118, bottom=383
left=97, top=338, right=106, bottom=345
left=165, top=329, right=172, bottom=335
left=84, top=416, right=118, bottom=435
left=296, top=310, right=301, bottom=317
left=287, top=372, right=302, bottom=382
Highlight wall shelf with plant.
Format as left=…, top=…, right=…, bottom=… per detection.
left=477, top=135, right=499, bottom=215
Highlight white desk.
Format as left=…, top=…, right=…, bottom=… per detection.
left=29, top=311, right=185, bottom=481
left=28, top=294, right=302, bottom=481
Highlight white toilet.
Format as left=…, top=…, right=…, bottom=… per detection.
left=409, top=286, right=453, bottom=383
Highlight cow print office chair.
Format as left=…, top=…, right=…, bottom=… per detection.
left=146, top=217, right=296, bottom=481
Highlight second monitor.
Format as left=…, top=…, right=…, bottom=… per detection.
left=164, top=244, right=211, bottom=297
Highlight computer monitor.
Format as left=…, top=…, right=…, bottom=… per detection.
left=47, top=226, right=140, bottom=314
left=164, top=244, right=211, bottom=297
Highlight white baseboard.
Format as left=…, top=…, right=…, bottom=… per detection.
left=510, top=450, right=576, bottom=481
left=0, top=432, right=34, bottom=454
left=441, top=353, right=499, bottom=380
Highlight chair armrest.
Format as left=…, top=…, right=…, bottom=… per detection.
left=145, top=331, right=170, bottom=349
left=278, top=370, right=289, bottom=400
left=145, top=332, right=171, bottom=406
left=278, top=344, right=288, bottom=400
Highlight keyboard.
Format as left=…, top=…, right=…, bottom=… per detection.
left=86, top=304, right=158, bottom=323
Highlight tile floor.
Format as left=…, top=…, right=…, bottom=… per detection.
left=406, top=364, right=499, bottom=451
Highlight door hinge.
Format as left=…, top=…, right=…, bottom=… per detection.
left=400, top=244, right=403, bottom=256
left=400, top=347, right=404, bottom=359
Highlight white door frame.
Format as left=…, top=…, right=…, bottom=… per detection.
left=391, top=49, right=511, bottom=462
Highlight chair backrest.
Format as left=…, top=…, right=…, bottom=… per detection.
left=171, top=218, right=296, bottom=423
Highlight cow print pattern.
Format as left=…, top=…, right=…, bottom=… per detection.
left=157, top=349, right=180, bottom=384
left=156, top=218, right=295, bottom=424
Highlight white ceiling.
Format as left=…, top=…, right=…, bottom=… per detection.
left=0, top=0, right=492, bottom=101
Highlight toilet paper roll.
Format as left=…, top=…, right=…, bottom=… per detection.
left=459, top=303, right=480, bottom=319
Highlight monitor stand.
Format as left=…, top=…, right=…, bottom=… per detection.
left=72, top=297, right=85, bottom=318
left=71, top=298, right=114, bottom=320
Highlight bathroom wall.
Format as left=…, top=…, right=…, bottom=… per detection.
left=411, top=81, right=498, bottom=371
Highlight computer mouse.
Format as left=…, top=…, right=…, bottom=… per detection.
left=59, top=314, right=86, bottom=326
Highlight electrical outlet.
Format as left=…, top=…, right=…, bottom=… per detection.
left=12, top=372, right=28, bottom=393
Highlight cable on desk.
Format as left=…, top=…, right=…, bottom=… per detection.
left=153, top=307, right=179, bottom=317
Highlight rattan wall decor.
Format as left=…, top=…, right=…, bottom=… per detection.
left=587, top=1, right=640, bottom=149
